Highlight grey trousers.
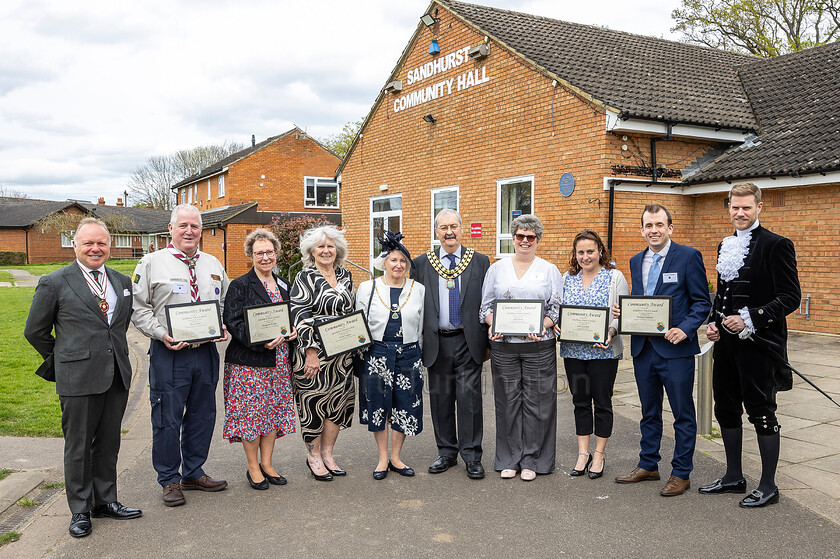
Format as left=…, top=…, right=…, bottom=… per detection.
left=490, top=340, right=557, bottom=474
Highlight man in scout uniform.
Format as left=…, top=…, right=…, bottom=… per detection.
left=413, top=209, right=490, bottom=479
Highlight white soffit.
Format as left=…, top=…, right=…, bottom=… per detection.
left=604, top=171, right=840, bottom=195
left=605, top=110, right=751, bottom=143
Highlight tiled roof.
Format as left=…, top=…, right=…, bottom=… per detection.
left=684, top=40, right=840, bottom=183
left=440, top=0, right=759, bottom=130
left=0, top=198, right=82, bottom=228
left=200, top=202, right=258, bottom=228
left=80, top=203, right=171, bottom=233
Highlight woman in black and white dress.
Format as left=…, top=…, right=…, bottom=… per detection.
left=290, top=225, right=355, bottom=481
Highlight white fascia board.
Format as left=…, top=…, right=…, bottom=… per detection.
left=605, top=110, right=751, bottom=143
left=604, top=171, right=840, bottom=195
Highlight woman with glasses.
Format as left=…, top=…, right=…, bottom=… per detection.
left=222, top=228, right=298, bottom=490
left=480, top=214, right=563, bottom=481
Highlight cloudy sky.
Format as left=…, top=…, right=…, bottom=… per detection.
left=0, top=0, right=682, bottom=204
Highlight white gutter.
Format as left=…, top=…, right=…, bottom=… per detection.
left=606, top=109, right=752, bottom=143
left=604, top=171, right=840, bottom=195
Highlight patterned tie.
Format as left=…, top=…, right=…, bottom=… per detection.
left=646, top=252, right=662, bottom=296
left=90, top=270, right=107, bottom=316
left=446, top=253, right=462, bottom=327
left=169, top=245, right=201, bottom=302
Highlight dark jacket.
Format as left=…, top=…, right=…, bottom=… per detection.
left=223, top=268, right=292, bottom=368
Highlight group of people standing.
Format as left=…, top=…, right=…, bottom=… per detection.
left=24, top=181, right=800, bottom=539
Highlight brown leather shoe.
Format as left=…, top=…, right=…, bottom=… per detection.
left=180, top=474, right=228, bottom=492
left=162, top=483, right=186, bottom=507
left=660, top=475, right=691, bottom=496
left=615, top=467, right=660, bottom=484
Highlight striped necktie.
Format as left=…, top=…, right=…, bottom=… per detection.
left=169, top=245, right=201, bottom=302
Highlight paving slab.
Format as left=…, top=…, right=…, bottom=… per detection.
left=0, top=472, right=45, bottom=515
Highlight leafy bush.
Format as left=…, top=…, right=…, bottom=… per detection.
left=0, top=252, right=26, bottom=265
left=269, top=213, right=330, bottom=284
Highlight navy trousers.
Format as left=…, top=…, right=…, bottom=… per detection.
left=633, top=340, right=697, bottom=479
left=149, top=340, right=219, bottom=486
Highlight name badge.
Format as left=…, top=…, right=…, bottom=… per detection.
left=277, top=279, right=288, bottom=291
left=662, top=273, right=678, bottom=284
left=334, top=282, right=346, bottom=293
left=123, top=289, right=131, bottom=296
left=172, top=283, right=189, bottom=294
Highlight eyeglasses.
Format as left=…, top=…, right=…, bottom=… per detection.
left=254, top=251, right=276, bottom=259
left=514, top=233, right=538, bottom=242
left=437, top=224, right=461, bottom=232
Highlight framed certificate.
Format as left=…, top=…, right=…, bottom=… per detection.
left=492, top=299, right=546, bottom=336
left=557, top=305, right=610, bottom=344
left=244, top=302, right=291, bottom=345
left=314, top=310, right=373, bottom=359
left=165, top=301, right=223, bottom=344
left=618, top=296, right=672, bottom=336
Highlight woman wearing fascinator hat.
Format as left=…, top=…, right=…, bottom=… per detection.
left=355, top=231, right=426, bottom=480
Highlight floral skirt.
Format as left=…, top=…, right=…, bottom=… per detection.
left=359, top=340, right=423, bottom=435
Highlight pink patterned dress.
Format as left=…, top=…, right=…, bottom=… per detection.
left=223, top=287, right=296, bottom=441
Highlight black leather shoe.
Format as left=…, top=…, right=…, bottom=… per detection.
left=326, top=466, right=347, bottom=477
left=739, top=488, right=779, bottom=508
left=247, top=470, right=269, bottom=490
left=698, top=477, right=747, bottom=495
left=389, top=462, right=415, bottom=477
left=466, top=461, right=485, bottom=479
left=428, top=455, right=457, bottom=474
left=69, top=512, right=92, bottom=538
left=306, top=459, right=333, bottom=481
left=260, top=464, right=287, bottom=485
left=91, top=501, right=142, bottom=520
left=570, top=453, right=592, bottom=477
left=588, top=453, right=605, bottom=479
left=373, top=468, right=388, bottom=480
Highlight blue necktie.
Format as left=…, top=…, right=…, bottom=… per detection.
left=446, top=253, right=462, bottom=327
left=646, top=252, right=662, bottom=296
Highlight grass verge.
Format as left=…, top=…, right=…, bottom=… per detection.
left=1, top=259, right=139, bottom=277
left=0, top=287, right=62, bottom=437
left=0, top=271, right=14, bottom=285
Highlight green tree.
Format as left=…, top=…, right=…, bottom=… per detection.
left=319, top=120, right=363, bottom=159
left=672, top=0, right=840, bottom=57
left=269, top=213, right=331, bottom=284
left=127, top=140, right=245, bottom=210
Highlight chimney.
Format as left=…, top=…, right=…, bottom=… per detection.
left=116, top=198, right=124, bottom=207
left=98, top=197, right=105, bottom=205
left=252, top=134, right=256, bottom=147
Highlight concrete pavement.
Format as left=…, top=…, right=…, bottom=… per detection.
left=1, top=325, right=839, bottom=557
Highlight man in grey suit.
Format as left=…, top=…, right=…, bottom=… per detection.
left=25, top=218, right=141, bottom=538
left=413, top=209, right=490, bottom=479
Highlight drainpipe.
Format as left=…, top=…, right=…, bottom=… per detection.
left=223, top=226, right=227, bottom=271
left=607, top=180, right=615, bottom=255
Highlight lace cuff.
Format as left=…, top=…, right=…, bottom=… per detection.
left=738, top=307, right=755, bottom=339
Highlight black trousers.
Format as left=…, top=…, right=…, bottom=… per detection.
left=563, top=358, right=619, bottom=438
left=59, top=372, right=129, bottom=514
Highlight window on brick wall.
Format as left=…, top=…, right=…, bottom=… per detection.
left=496, top=175, right=534, bottom=256
left=431, top=186, right=459, bottom=249
left=181, top=189, right=186, bottom=204
left=207, top=179, right=211, bottom=200
left=61, top=231, right=73, bottom=248
left=218, top=176, right=225, bottom=197
left=304, top=177, right=338, bottom=208
left=370, top=194, right=402, bottom=277
left=114, top=235, right=131, bottom=248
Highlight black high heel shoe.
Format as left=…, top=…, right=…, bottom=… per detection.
left=247, top=470, right=269, bottom=490
left=588, top=450, right=605, bottom=479
left=306, top=459, right=333, bottom=482
left=260, top=464, right=287, bottom=485
left=570, top=453, right=592, bottom=477
left=326, top=465, right=346, bottom=476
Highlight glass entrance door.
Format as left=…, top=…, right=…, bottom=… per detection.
left=370, top=195, right=402, bottom=277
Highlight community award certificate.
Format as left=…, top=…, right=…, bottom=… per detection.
left=557, top=305, right=610, bottom=344
left=244, top=302, right=291, bottom=345
left=315, top=310, right=373, bottom=359
left=492, top=299, right=545, bottom=336
left=165, top=301, right=223, bottom=344
left=618, top=296, right=672, bottom=336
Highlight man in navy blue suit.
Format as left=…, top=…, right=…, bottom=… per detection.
left=614, top=204, right=711, bottom=496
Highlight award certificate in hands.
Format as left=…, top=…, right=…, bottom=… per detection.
left=165, top=301, right=223, bottom=344
left=244, top=302, right=292, bottom=345
left=618, top=296, right=672, bottom=336
left=315, top=310, right=373, bottom=358
left=491, top=299, right=546, bottom=336
left=557, top=305, right=610, bottom=344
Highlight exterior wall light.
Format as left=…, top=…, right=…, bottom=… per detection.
left=423, top=114, right=436, bottom=123
left=468, top=44, right=490, bottom=59
left=420, top=13, right=439, bottom=27
left=384, top=80, right=403, bottom=93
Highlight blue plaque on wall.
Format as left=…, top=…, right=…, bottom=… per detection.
left=559, top=173, right=575, bottom=197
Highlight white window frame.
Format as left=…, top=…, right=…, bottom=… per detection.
left=61, top=231, right=73, bottom=248
left=304, top=176, right=339, bottom=209
left=369, top=194, right=403, bottom=274
left=218, top=175, right=225, bottom=198
left=430, top=185, right=459, bottom=249
left=496, top=174, right=535, bottom=257
left=207, top=179, right=211, bottom=200
left=181, top=189, right=186, bottom=204
left=114, top=235, right=131, bottom=248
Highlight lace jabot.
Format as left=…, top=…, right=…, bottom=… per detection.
left=716, top=233, right=751, bottom=282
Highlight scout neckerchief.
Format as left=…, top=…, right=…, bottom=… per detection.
left=168, top=244, right=201, bottom=302
left=78, top=262, right=109, bottom=315
left=425, top=247, right=474, bottom=289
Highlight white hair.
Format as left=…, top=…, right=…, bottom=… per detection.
left=170, top=204, right=202, bottom=228
left=435, top=208, right=462, bottom=228
left=299, top=225, right=347, bottom=269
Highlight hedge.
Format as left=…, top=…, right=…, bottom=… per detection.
left=0, top=252, right=26, bottom=265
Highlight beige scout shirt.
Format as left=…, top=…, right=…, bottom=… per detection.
left=131, top=247, right=230, bottom=341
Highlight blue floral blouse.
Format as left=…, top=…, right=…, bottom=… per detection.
left=559, top=268, right=618, bottom=360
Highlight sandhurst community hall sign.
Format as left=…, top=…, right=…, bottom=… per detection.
left=392, top=45, right=491, bottom=113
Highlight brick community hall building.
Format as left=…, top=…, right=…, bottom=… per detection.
left=171, top=126, right=341, bottom=278
left=336, top=0, right=840, bottom=335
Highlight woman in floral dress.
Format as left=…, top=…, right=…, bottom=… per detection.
left=355, top=232, right=425, bottom=480
left=223, top=229, right=297, bottom=490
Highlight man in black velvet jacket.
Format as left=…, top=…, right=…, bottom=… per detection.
left=701, top=182, right=801, bottom=508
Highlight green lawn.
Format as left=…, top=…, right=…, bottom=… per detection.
left=0, top=287, right=62, bottom=437
left=0, top=271, right=13, bottom=284
left=1, top=259, right=139, bottom=277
